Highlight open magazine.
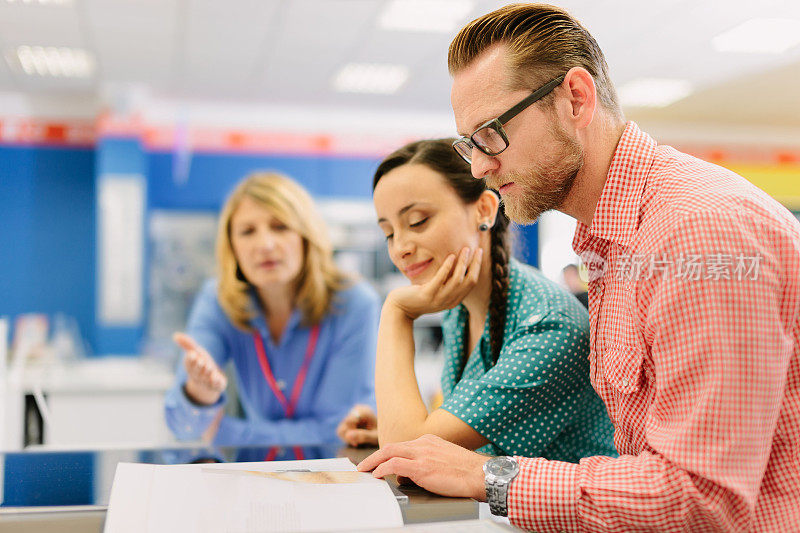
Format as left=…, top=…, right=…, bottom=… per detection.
left=104, top=457, right=403, bottom=532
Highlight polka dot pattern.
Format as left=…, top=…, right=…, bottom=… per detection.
left=440, top=259, right=617, bottom=462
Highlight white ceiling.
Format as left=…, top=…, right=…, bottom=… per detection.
left=0, top=0, right=799, bottom=139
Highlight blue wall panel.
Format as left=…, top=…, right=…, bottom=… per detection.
left=147, top=151, right=380, bottom=210
left=515, top=223, right=540, bottom=268
left=0, top=145, right=95, bottom=349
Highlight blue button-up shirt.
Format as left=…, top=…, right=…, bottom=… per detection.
left=165, top=279, right=379, bottom=446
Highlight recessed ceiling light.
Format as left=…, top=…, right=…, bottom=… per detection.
left=332, top=63, right=409, bottom=94
left=713, top=18, right=800, bottom=54
left=5, top=0, right=73, bottom=5
left=618, top=78, right=693, bottom=108
left=14, top=46, right=95, bottom=78
left=378, top=0, right=474, bottom=33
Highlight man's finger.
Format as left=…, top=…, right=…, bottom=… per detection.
left=357, top=448, right=388, bottom=471
left=371, top=456, right=419, bottom=481
left=357, top=441, right=418, bottom=471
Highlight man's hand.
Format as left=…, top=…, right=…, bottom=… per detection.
left=337, top=404, right=379, bottom=447
left=357, top=434, right=489, bottom=501
left=387, top=247, right=483, bottom=321
left=174, top=332, right=227, bottom=406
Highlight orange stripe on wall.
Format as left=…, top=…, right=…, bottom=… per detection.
left=1, top=115, right=799, bottom=166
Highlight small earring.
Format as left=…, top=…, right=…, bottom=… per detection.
left=479, top=222, right=489, bottom=232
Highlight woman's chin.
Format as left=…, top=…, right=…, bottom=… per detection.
left=409, top=270, right=435, bottom=286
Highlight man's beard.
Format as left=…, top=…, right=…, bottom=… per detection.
left=497, top=124, right=583, bottom=225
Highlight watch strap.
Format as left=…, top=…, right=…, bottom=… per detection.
left=486, top=476, right=510, bottom=516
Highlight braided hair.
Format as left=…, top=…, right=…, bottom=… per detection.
left=373, top=139, right=512, bottom=365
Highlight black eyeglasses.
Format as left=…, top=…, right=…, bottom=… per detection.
left=452, top=75, right=565, bottom=165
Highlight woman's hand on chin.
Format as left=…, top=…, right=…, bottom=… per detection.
left=387, top=247, right=483, bottom=320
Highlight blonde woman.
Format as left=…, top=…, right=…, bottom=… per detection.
left=165, top=172, right=379, bottom=450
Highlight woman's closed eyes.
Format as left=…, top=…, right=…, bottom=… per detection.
left=383, top=216, right=430, bottom=241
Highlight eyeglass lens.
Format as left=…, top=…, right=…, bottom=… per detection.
left=472, top=125, right=506, bottom=155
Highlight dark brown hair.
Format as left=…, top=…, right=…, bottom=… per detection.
left=373, top=139, right=511, bottom=365
left=448, top=3, right=622, bottom=118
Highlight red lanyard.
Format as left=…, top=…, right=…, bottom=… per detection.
left=253, top=325, right=320, bottom=461
left=253, top=325, right=320, bottom=418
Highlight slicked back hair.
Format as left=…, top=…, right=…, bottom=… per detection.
left=448, top=3, right=622, bottom=118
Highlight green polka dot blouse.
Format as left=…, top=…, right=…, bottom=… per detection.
left=440, top=259, right=617, bottom=462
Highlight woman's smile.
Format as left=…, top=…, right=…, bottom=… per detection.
left=404, top=258, right=434, bottom=279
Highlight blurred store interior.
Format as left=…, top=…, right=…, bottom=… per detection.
left=1, top=0, right=799, bottom=451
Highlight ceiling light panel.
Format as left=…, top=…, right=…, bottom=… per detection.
left=332, top=63, right=409, bottom=94
left=378, top=0, right=474, bottom=33
left=712, top=18, right=800, bottom=54
left=618, top=77, right=693, bottom=108
left=14, top=45, right=94, bottom=78
left=5, top=0, right=73, bottom=5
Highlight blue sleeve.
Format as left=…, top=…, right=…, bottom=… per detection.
left=164, top=279, right=233, bottom=441
left=212, top=282, right=380, bottom=446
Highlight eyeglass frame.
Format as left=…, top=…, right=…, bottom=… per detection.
left=452, top=74, right=566, bottom=164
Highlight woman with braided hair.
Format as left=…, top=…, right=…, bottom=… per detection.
left=338, top=139, right=615, bottom=462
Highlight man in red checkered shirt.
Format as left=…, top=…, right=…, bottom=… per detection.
left=359, top=3, right=800, bottom=531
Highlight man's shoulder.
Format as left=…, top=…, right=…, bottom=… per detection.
left=649, top=147, right=760, bottom=215
left=639, top=147, right=799, bottom=249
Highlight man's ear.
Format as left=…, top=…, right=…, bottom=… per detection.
left=476, top=189, right=500, bottom=226
left=561, top=66, right=597, bottom=130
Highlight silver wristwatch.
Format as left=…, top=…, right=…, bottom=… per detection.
left=483, top=455, right=520, bottom=517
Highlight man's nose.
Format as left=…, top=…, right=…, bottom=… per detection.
left=470, top=148, right=499, bottom=180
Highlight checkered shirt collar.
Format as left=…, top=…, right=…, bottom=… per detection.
left=572, top=121, right=656, bottom=254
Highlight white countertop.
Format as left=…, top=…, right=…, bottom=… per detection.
left=6, top=356, right=175, bottom=394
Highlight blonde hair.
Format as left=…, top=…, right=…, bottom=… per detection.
left=216, top=172, right=350, bottom=331
left=448, top=3, right=622, bottom=119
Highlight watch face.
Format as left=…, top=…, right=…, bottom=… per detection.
left=486, top=456, right=519, bottom=478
